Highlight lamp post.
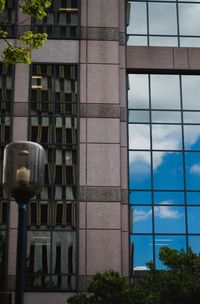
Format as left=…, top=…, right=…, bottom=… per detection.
left=2, top=141, right=45, bottom=304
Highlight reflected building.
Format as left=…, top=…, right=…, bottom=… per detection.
left=1, top=0, right=200, bottom=303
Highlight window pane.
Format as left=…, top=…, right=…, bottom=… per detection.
left=128, top=74, right=149, bottom=109
left=129, top=151, right=151, bottom=189
left=180, top=37, right=200, bottom=48
left=183, top=112, right=200, bottom=124
left=188, top=236, right=200, bottom=254
left=130, top=191, right=152, bottom=205
left=131, top=235, right=153, bottom=270
left=187, top=192, right=200, bottom=204
left=154, top=206, right=185, bottom=233
left=129, top=124, right=150, bottom=150
left=130, top=206, right=152, bottom=233
left=185, top=152, right=200, bottom=190
left=129, top=110, right=150, bottom=123
left=179, top=4, right=200, bottom=36
left=154, top=191, right=184, bottom=205
left=152, top=125, right=182, bottom=150
left=127, top=2, right=147, bottom=34
left=152, top=111, right=181, bottom=123
left=155, top=235, right=186, bottom=269
left=153, top=152, right=184, bottom=190
left=127, top=35, right=148, bottom=46
left=149, top=3, right=177, bottom=35
left=27, top=231, right=51, bottom=274
left=184, top=125, right=200, bottom=150
left=52, top=231, right=76, bottom=278
left=149, top=36, right=178, bottom=47
left=182, top=76, right=200, bottom=110
left=188, top=207, right=200, bottom=233
left=151, top=75, right=180, bottom=109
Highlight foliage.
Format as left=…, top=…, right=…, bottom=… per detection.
left=135, top=246, right=200, bottom=304
left=67, top=247, right=200, bottom=304
left=0, top=0, right=51, bottom=64
left=20, top=0, right=51, bottom=20
left=67, top=270, right=134, bottom=304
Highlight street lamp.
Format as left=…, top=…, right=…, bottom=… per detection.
left=2, top=141, right=45, bottom=304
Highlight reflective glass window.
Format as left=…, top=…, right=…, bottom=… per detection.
left=188, top=236, right=200, bottom=253
left=129, top=124, right=150, bottom=150
left=128, top=74, right=149, bottom=109
left=155, top=235, right=186, bottom=269
left=152, top=125, right=182, bottom=150
left=129, top=151, right=151, bottom=189
left=187, top=192, right=200, bottom=205
left=130, top=206, right=152, bottom=233
left=180, top=37, right=200, bottom=47
left=154, top=206, right=185, bottom=233
left=153, top=152, right=184, bottom=190
left=188, top=207, right=200, bottom=233
left=130, top=191, right=152, bottom=205
left=131, top=235, right=153, bottom=270
left=150, top=75, right=180, bottom=109
left=149, top=3, right=177, bottom=35
left=182, top=76, right=200, bottom=110
left=127, top=35, right=148, bottom=46
left=154, top=191, right=184, bottom=205
left=152, top=111, right=181, bottom=123
left=185, top=152, right=200, bottom=190
left=127, top=2, right=147, bottom=35
left=183, top=112, right=200, bottom=124
left=179, top=4, right=200, bottom=36
left=149, top=36, right=178, bottom=47
left=32, top=0, right=79, bottom=39
left=184, top=125, right=200, bottom=150
left=129, top=110, right=150, bottom=123
left=127, top=1, right=200, bottom=47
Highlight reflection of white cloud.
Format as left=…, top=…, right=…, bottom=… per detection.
left=134, top=209, right=151, bottom=222
left=190, top=164, right=200, bottom=175
left=154, top=204, right=182, bottom=219
left=184, top=126, right=200, bottom=149
left=134, top=266, right=149, bottom=270
left=134, top=202, right=183, bottom=223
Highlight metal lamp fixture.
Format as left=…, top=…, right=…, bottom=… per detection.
left=3, top=141, right=45, bottom=304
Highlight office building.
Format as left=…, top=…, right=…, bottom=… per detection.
left=1, top=0, right=200, bottom=303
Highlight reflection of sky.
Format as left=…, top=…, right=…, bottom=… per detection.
left=127, top=2, right=200, bottom=47
left=155, top=236, right=186, bottom=269
left=131, top=235, right=153, bottom=270
left=129, top=73, right=200, bottom=270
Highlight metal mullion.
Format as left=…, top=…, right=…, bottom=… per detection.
left=146, top=0, right=150, bottom=46
left=148, top=74, right=156, bottom=266
left=179, top=75, right=189, bottom=252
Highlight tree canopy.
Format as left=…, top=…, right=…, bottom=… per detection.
left=67, top=247, right=200, bottom=304
left=0, top=0, right=51, bottom=64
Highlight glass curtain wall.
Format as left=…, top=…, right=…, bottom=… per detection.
left=128, top=74, right=200, bottom=271
left=0, top=64, right=13, bottom=289
left=27, top=64, right=77, bottom=291
left=127, top=0, right=200, bottom=47
left=32, top=0, right=79, bottom=39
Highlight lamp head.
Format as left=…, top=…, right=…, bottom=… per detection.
left=2, top=141, right=45, bottom=202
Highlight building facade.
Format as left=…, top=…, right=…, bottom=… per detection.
left=0, top=0, right=200, bottom=303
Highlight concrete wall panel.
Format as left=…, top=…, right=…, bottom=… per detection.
left=87, top=0, right=118, bottom=28
left=87, top=118, right=120, bottom=143
left=87, top=230, right=121, bottom=274
left=88, top=41, right=119, bottom=64
left=87, top=202, right=121, bottom=229
left=87, top=64, right=119, bottom=104
left=87, top=144, right=120, bottom=186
